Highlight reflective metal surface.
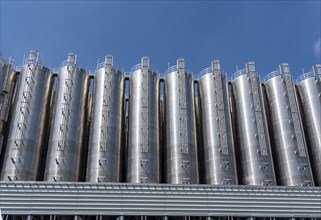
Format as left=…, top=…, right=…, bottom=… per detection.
left=126, top=57, right=160, bottom=183
left=296, top=65, right=321, bottom=186
left=231, top=62, right=276, bottom=186
left=0, top=54, right=16, bottom=160
left=0, top=50, right=53, bottom=181
left=44, top=53, right=89, bottom=182
left=86, top=55, right=125, bottom=182
left=0, top=54, right=16, bottom=102
left=165, top=59, right=199, bottom=184
left=199, top=61, right=238, bottom=185
left=264, top=63, right=314, bottom=186
left=1, top=181, right=321, bottom=218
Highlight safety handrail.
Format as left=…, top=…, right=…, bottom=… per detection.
left=198, top=67, right=213, bottom=78
left=164, top=65, right=192, bottom=76
left=23, top=57, right=42, bottom=66
left=165, top=65, right=177, bottom=75
left=264, top=70, right=281, bottom=82
left=130, top=63, right=141, bottom=73
left=96, top=62, right=106, bottom=70
left=59, top=60, right=87, bottom=72
left=296, top=72, right=315, bottom=84
left=231, top=69, right=246, bottom=80
left=96, top=61, right=114, bottom=70
left=59, top=60, right=71, bottom=68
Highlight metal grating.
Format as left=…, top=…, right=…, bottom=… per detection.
left=0, top=182, right=320, bottom=217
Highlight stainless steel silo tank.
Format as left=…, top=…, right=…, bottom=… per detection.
left=231, top=62, right=276, bottom=186
left=86, top=55, right=125, bottom=182
left=44, top=53, right=89, bottom=182
left=264, top=63, right=314, bottom=186
left=165, top=58, right=199, bottom=184
left=0, top=50, right=53, bottom=181
left=126, top=57, right=160, bottom=183
left=296, top=65, right=321, bottom=186
left=198, top=61, right=238, bottom=185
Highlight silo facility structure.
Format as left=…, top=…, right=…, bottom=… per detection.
left=86, top=55, right=125, bottom=182
left=0, top=54, right=16, bottom=159
left=296, top=65, right=321, bottom=186
left=231, top=62, right=276, bottom=186
left=44, top=53, right=89, bottom=182
left=264, top=63, right=314, bottom=186
left=1, top=51, right=321, bottom=219
left=198, top=60, right=237, bottom=185
left=165, top=59, right=199, bottom=184
left=126, top=57, right=161, bottom=183
left=0, top=50, right=53, bottom=181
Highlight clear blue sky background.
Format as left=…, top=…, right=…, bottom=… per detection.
left=1, top=0, right=320, bottom=79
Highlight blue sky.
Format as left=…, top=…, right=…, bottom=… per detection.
left=1, top=0, right=320, bottom=79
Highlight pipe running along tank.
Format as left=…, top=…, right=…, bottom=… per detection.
left=165, top=59, right=199, bottom=184
left=86, top=55, right=125, bottom=182
left=126, top=57, right=160, bottom=183
left=264, top=63, right=314, bottom=186
left=0, top=54, right=16, bottom=162
left=44, top=53, right=89, bottom=182
left=198, top=61, right=238, bottom=185
left=0, top=50, right=53, bottom=181
left=231, top=62, right=276, bottom=186
left=296, top=65, right=321, bottom=186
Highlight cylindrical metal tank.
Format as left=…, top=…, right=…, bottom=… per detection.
left=44, top=53, right=89, bottom=182
left=126, top=57, right=160, bottom=183
left=199, top=61, right=238, bottom=185
left=165, top=58, right=199, bottom=184
left=264, top=63, right=314, bottom=186
left=231, top=62, right=276, bottom=186
left=0, top=50, right=53, bottom=181
left=296, top=65, right=321, bottom=186
left=86, top=55, right=125, bottom=182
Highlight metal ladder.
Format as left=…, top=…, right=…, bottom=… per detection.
left=213, top=61, right=228, bottom=156
left=100, top=58, right=112, bottom=153
left=247, top=62, right=268, bottom=157
left=176, top=59, right=190, bottom=184
left=212, top=61, right=231, bottom=185
left=55, top=54, right=75, bottom=181
left=10, top=53, right=38, bottom=180
left=140, top=57, right=150, bottom=183
left=0, top=57, right=13, bottom=93
left=98, top=56, right=114, bottom=181
left=0, top=84, right=14, bottom=122
left=281, top=65, right=306, bottom=158
left=0, top=60, right=14, bottom=122
left=247, top=62, right=272, bottom=185
left=281, top=64, right=311, bottom=186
